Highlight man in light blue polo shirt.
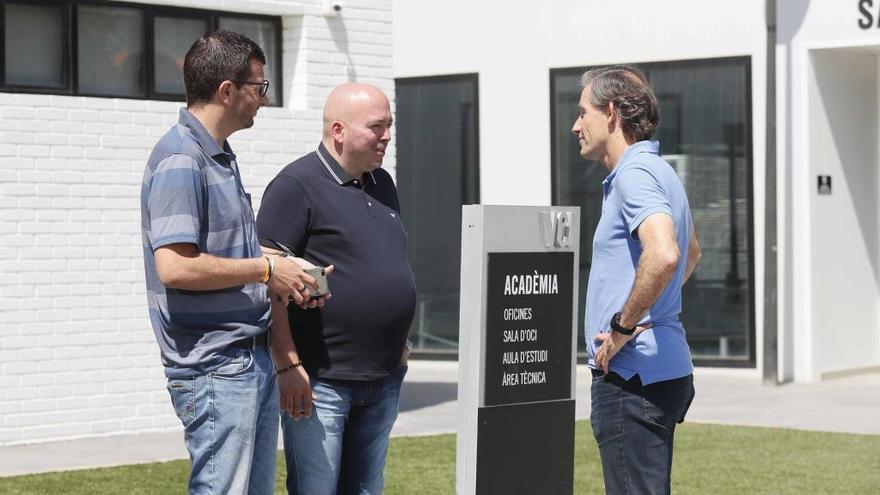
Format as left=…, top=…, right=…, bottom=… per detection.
left=141, top=30, right=323, bottom=494
left=572, top=65, right=701, bottom=494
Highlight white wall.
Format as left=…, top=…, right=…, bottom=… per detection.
left=0, top=0, right=394, bottom=446
left=807, top=49, right=880, bottom=376
left=395, top=0, right=766, bottom=201
left=395, top=0, right=767, bottom=376
left=779, top=0, right=880, bottom=381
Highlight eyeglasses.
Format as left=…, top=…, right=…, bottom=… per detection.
left=237, top=79, right=270, bottom=97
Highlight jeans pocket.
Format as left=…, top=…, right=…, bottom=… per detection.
left=209, top=350, right=254, bottom=378
left=589, top=374, right=605, bottom=440
left=167, top=378, right=195, bottom=427
left=642, top=394, right=675, bottom=431
left=643, top=376, right=693, bottom=430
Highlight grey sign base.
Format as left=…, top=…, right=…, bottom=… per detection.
left=456, top=205, right=580, bottom=495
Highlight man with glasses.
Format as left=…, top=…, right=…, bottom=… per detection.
left=140, top=30, right=325, bottom=494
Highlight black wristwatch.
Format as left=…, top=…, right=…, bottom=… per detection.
left=610, top=311, right=637, bottom=336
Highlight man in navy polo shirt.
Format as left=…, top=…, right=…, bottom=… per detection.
left=572, top=66, right=702, bottom=494
left=257, top=83, right=416, bottom=495
left=141, top=30, right=323, bottom=494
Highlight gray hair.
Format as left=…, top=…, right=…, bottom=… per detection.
left=580, top=65, right=659, bottom=142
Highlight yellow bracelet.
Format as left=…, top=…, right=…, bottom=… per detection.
left=262, top=256, right=271, bottom=284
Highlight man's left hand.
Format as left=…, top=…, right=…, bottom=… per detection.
left=594, top=325, right=650, bottom=374
left=277, top=365, right=315, bottom=421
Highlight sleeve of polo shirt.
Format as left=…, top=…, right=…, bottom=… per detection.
left=146, top=154, right=203, bottom=250
left=616, top=164, right=672, bottom=239
left=256, top=175, right=311, bottom=254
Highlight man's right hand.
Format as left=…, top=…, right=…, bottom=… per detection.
left=268, top=255, right=318, bottom=306
left=278, top=365, right=315, bottom=420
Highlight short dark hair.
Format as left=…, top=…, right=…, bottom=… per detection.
left=183, top=29, right=267, bottom=107
left=580, top=65, right=659, bottom=142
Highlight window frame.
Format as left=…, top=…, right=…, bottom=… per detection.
left=0, top=0, right=283, bottom=105
left=549, top=56, right=756, bottom=368
left=149, top=8, right=212, bottom=101
left=0, top=0, right=72, bottom=93
left=395, top=72, right=482, bottom=207
left=394, top=72, right=481, bottom=360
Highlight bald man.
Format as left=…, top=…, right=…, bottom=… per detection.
left=257, top=83, right=416, bottom=495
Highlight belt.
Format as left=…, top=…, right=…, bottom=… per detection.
left=231, top=332, right=268, bottom=349
left=591, top=369, right=641, bottom=391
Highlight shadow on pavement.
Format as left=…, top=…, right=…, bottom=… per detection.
left=399, top=381, right=457, bottom=413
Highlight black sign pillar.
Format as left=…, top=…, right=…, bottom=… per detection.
left=457, top=205, right=580, bottom=495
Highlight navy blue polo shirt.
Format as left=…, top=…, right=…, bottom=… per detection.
left=256, top=143, right=416, bottom=381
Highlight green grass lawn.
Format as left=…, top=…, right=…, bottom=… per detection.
left=1, top=421, right=878, bottom=494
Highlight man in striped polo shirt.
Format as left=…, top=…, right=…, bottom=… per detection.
left=140, top=30, right=324, bottom=494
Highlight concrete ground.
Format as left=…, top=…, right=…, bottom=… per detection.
left=1, top=361, right=878, bottom=477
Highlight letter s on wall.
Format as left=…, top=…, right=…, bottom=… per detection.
left=859, top=0, right=874, bottom=30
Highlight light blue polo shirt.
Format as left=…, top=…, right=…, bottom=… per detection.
left=585, top=140, right=693, bottom=385
left=140, top=108, right=269, bottom=378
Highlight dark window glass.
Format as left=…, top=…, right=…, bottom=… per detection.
left=154, top=16, right=208, bottom=96
left=77, top=4, right=144, bottom=97
left=4, top=3, right=66, bottom=88
left=551, top=58, right=753, bottom=365
left=1, top=3, right=281, bottom=104
left=396, top=75, right=480, bottom=352
left=218, top=17, right=279, bottom=105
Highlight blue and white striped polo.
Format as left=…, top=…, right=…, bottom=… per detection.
left=140, top=108, right=269, bottom=378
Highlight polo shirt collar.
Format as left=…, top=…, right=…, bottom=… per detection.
left=316, top=142, right=377, bottom=186
left=178, top=108, right=234, bottom=160
left=604, top=140, right=660, bottom=185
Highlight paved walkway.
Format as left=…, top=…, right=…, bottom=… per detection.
left=1, top=361, right=878, bottom=477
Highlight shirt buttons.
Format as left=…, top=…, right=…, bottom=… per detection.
left=367, top=201, right=373, bottom=206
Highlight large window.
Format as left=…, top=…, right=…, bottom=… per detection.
left=78, top=4, right=145, bottom=97
left=0, top=1, right=281, bottom=104
left=3, top=3, right=67, bottom=88
left=154, top=15, right=209, bottom=97
left=551, top=57, right=754, bottom=366
left=395, top=74, right=480, bottom=355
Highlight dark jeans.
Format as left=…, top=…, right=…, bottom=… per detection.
left=590, top=370, right=695, bottom=495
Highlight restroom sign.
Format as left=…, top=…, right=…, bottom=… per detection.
left=817, top=175, right=831, bottom=195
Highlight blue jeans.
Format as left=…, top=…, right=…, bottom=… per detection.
left=282, top=365, right=407, bottom=495
left=590, top=370, right=695, bottom=495
left=166, top=344, right=280, bottom=495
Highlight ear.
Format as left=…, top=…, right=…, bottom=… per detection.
left=605, top=102, right=618, bottom=132
left=330, top=121, right=345, bottom=144
left=216, top=80, right=236, bottom=106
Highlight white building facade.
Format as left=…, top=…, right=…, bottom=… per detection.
left=393, top=0, right=880, bottom=385
left=779, top=0, right=880, bottom=383
left=0, top=0, right=394, bottom=446
left=2, top=0, right=880, bottom=447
